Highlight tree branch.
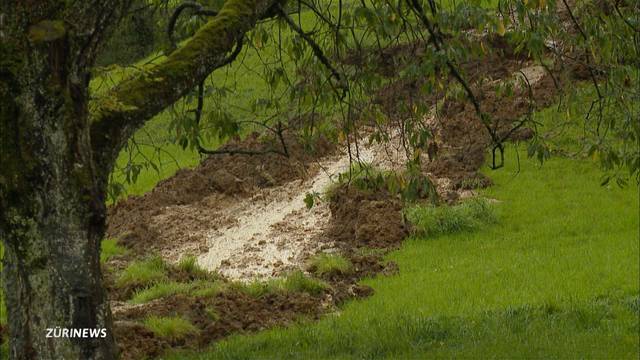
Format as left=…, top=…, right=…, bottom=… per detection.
left=276, top=3, right=348, bottom=99
left=90, top=0, right=280, bottom=168
left=166, top=1, right=219, bottom=52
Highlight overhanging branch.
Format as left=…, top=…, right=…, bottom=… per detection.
left=90, top=0, right=280, bottom=168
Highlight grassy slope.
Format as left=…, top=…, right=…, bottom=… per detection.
left=164, top=144, right=639, bottom=359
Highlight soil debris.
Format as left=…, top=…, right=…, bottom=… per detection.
left=326, top=185, right=408, bottom=249
left=103, top=32, right=581, bottom=360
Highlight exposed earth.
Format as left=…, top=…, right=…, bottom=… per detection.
left=103, top=35, right=578, bottom=359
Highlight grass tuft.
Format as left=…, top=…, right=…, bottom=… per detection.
left=143, top=315, right=199, bottom=341
left=309, top=253, right=353, bottom=277
left=129, top=281, right=195, bottom=304
left=100, top=238, right=127, bottom=263
left=230, top=280, right=282, bottom=298
left=116, top=255, right=167, bottom=288
left=191, top=280, right=224, bottom=298
left=177, top=256, right=210, bottom=279
left=282, top=271, right=328, bottom=296
left=230, top=271, right=327, bottom=298
left=405, top=198, right=496, bottom=237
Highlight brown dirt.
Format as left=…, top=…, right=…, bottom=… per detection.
left=104, top=24, right=583, bottom=359
left=106, top=132, right=334, bottom=258
left=113, top=321, right=168, bottom=360
left=111, top=266, right=386, bottom=360
left=421, top=61, right=571, bottom=202
left=326, top=185, right=408, bottom=249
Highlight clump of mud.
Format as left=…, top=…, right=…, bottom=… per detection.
left=326, top=185, right=408, bottom=248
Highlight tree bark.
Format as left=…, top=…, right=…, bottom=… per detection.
left=0, top=3, right=123, bottom=358
left=0, top=0, right=279, bottom=358
left=0, top=51, right=115, bottom=359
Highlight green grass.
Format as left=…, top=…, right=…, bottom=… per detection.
left=405, top=198, right=497, bottom=237
left=177, top=256, right=211, bottom=279
left=116, top=256, right=168, bottom=288
left=164, top=145, right=639, bottom=359
left=191, top=281, right=225, bottom=298
left=282, top=271, right=328, bottom=296
left=130, top=279, right=222, bottom=304
left=143, top=315, right=199, bottom=341
left=100, top=238, right=128, bottom=263
left=231, top=271, right=328, bottom=298
left=308, top=253, right=353, bottom=277
left=229, top=280, right=284, bottom=299
left=129, top=281, right=197, bottom=304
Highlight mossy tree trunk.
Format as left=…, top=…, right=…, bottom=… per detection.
left=0, top=2, right=126, bottom=358
left=0, top=0, right=277, bottom=358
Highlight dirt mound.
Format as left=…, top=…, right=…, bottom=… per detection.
left=112, top=285, right=356, bottom=360
left=327, top=186, right=408, bottom=248
left=102, top=27, right=584, bottom=359
left=106, top=132, right=334, bottom=257
left=113, top=321, right=168, bottom=360
left=423, top=64, right=567, bottom=202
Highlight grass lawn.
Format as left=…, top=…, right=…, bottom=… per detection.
left=164, top=145, right=639, bottom=359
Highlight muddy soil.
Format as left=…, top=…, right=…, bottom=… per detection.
left=107, top=132, right=334, bottom=260
left=325, top=185, right=408, bottom=249
left=113, top=290, right=324, bottom=359
left=423, top=64, right=567, bottom=203
left=104, top=30, right=580, bottom=359
left=110, top=248, right=394, bottom=360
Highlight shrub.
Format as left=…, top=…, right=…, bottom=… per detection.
left=116, top=256, right=167, bottom=288
left=309, top=253, right=353, bottom=277
left=143, top=315, right=199, bottom=341
left=406, top=198, right=496, bottom=237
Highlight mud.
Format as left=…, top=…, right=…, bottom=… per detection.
left=104, top=26, right=581, bottom=359
left=107, top=132, right=334, bottom=258
left=422, top=63, right=568, bottom=202
left=111, top=273, right=380, bottom=360
left=326, top=185, right=408, bottom=249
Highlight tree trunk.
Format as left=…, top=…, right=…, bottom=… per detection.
left=0, top=16, right=116, bottom=360
left=0, top=0, right=275, bottom=357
